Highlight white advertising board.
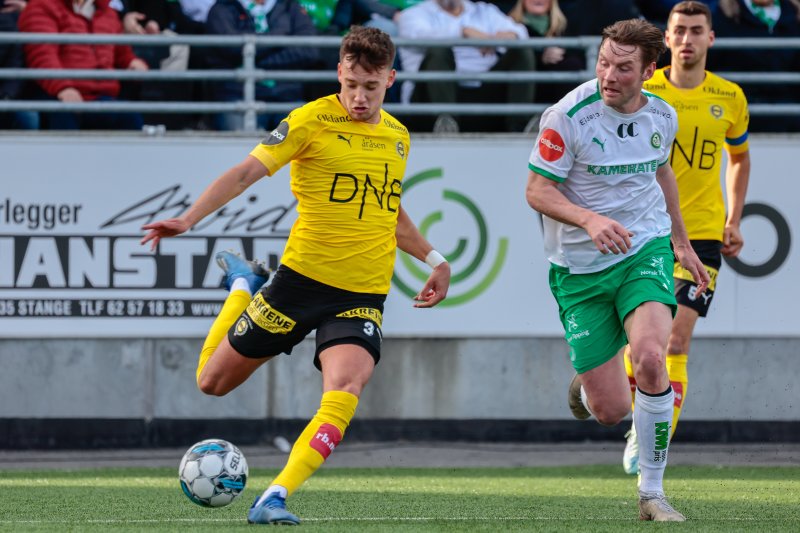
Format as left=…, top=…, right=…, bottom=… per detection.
left=0, top=135, right=795, bottom=337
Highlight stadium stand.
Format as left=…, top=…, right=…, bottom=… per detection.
left=711, top=0, right=800, bottom=132
left=0, top=0, right=799, bottom=133
left=0, top=4, right=38, bottom=130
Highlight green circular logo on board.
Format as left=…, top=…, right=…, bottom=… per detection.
left=392, top=168, right=508, bottom=307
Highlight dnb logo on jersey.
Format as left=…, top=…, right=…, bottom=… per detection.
left=539, top=129, right=565, bottom=161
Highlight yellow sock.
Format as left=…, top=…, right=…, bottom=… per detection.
left=623, top=346, right=636, bottom=411
left=271, top=390, right=358, bottom=496
left=665, top=353, right=688, bottom=438
left=196, top=289, right=250, bottom=384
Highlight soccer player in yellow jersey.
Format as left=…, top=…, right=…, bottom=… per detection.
left=140, top=27, right=451, bottom=525
left=621, top=1, right=751, bottom=475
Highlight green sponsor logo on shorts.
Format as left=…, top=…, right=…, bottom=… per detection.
left=392, top=168, right=508, bottom=307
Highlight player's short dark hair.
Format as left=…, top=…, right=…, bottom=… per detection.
left=340, top=26, right=395, bottom=72
left=669, top=1, right=713, bottom=29
left=601, top=18, right=667, bottom=70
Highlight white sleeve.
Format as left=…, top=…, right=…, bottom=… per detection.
left=528, top=108, right=575, bottom=182
left=398, top=5, right=462, bottom=39
left=668, top=110, right=678, bottom=146
left=662, top=107, right=678, bottom=164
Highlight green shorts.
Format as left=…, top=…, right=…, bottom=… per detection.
left=549, top=236, right=677, bottom=374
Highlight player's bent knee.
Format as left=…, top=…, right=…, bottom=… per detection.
left=634, top=352, right=667, bottom=381
left=197, top=373, right=232, bottom=397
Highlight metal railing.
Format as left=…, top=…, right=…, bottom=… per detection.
left=1, top=33, right=799, bottom=132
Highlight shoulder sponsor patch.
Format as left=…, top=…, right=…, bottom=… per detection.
left=262, top=121, right=289, bottom=146
left=539, top=129, right=565, bottom=162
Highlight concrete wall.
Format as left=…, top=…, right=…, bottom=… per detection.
left=2, top=337, right=796, bottom=422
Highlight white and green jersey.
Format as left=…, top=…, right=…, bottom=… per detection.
left=528, top=79, right=678, bottom=274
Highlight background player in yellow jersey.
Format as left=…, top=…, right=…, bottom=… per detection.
left=140, top=26, right=452, bottom=525
left=622, top=1, right=751, bottom=475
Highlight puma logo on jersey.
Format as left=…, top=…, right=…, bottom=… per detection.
left=592, top=137, right=606, bottom=152
left=337, top=134, right=353, bottom=147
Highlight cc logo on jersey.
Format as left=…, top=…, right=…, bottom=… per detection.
left=616, top=122, right=638, bottom=138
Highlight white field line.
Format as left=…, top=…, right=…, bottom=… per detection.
left=0, top=516, right=777, bottom=524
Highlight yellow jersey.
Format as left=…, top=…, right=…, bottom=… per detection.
left=643, top=68, right=749, bottom=241
left=249, top=95, right=411, bottom=294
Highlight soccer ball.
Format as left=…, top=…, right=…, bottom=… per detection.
left=178, top=438, right=248, bottom=508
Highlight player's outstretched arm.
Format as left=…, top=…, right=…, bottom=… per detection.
left=655, top=163, right=710, bottom=294
left=141, top=156, right=269, bottom=251
left=395, top=206, right=450, bottom=308
left=722, top=150, right=751, bottom=257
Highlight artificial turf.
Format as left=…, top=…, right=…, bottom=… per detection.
left=1, top=465, right=798, bottom=531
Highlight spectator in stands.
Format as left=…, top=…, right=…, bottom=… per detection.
left=507, top=0, right=585, bottom=104
left=366, top=0, right=424, bottom=35
left=111, top=0, right=205, bottom=129
left=397, top=0, right=534, bottom=132
left=113, top=0, right=204, bottom=34
left=296, top=0, right=427, bottom=37
left=178, top=0, right=215, bottom=22
left=0, top=0, right=39, bottom=129
left=19, top=0, right=148, bottom=130
left=301, top=0, right=416, bottom=101
left=299, top=0, right=402, bottom=35
left=204, top=0, right=319, bottom=131
left=712, top=0, right=800, bottom=132
left=559, top=0, right=641, bottom=36
left=635, top=0, right=719, bottom=27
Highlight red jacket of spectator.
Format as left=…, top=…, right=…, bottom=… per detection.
left=19, top=0, right=139, bottom=99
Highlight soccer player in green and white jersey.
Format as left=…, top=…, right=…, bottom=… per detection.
left=621, top=0, right=751, bottom=476
left=525, top=18, right=710, bottom=521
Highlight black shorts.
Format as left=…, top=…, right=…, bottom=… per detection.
left=673, top=240, right=722, bottom=317
left=228, top=265, right=386, bottom=370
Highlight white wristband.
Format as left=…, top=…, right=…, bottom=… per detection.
left=425, top=250, right=446, bottom=269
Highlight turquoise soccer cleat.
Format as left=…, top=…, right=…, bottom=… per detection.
left=623, top=424, right=640, bottom=475
left=247, top=493, right=300, bottom=525
left=215, top=251, right=269, bottom=294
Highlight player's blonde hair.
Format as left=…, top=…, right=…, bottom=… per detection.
left=508, top=0, right=568, bottom=37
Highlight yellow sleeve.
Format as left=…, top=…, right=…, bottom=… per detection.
left=249, top=108, right=314, bottom=175
left=725, top=85, right=750, bottom=155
